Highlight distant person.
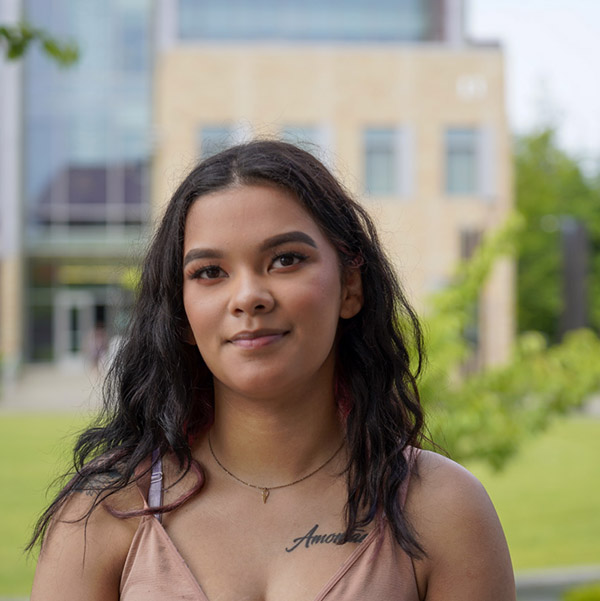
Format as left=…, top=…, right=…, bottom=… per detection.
left=29, top=140, right=515, bottom=600
left=84, top=322, right=109, bottom=371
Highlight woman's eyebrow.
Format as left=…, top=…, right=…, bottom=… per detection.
left=183, top=248, right=223, bottom=267
left=183, top=232, right=317, bottom=267
left=259, top=231, right=318, bottom=252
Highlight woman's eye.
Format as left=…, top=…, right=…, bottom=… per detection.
left=193, top=266, right=226, bottom=280
left=272, top=252, right=306, bottom=269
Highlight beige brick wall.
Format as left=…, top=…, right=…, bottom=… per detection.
left=153, top=44, right=513, bottom=364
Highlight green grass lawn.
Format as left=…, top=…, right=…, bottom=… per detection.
left=0, top=412, right=599, bottom=595
left=468, top=415, right=600, bottom=572
left=0, top=412, right=91, bottom=596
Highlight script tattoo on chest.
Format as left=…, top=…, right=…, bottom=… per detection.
left=285, top=524, right=368, bottom=552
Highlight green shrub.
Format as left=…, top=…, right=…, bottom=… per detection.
left=416, top=215, right=600, bottom=469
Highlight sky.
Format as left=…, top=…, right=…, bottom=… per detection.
left=468, top=0, right=600, bottom=169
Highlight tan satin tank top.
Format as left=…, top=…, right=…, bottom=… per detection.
left=119, top=452, right=420, bottom=601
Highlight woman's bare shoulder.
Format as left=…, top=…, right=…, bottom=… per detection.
left=411, top=449, right=487, bottom=502
left=31, top=475, right=142, bottom=601
left=407, top=450, right=516, bottom=601
left=408, top=449, right=506, bottom=540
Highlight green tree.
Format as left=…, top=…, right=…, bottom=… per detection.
left=515, top=128, right=600, bottom=340
left=417, top=216, right=600, bottom=469
left=0, top=22, right=78, bottom=65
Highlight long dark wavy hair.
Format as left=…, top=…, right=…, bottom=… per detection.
left=29, top=140, right=426, bottom=557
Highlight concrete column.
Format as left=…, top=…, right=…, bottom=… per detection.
left=444, top=0, right=466, bottom=46
left=481, top=256, right=515, bottom=366
left=0, top=0, right=24, bottom=393
left=0, top=258, right=23, bottom=387
left=154, top=0, right=177, bottom=53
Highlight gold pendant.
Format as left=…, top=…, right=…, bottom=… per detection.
left=261, top=488, right=270, bottom=503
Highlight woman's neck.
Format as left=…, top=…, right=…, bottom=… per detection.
left=204, top=383, right=344, bottom=485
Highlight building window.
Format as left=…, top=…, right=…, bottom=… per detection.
left=444, top=126, right=496, bottom=199
left=365, top=129, right=395, bottom=195
left=280, top=125, right=332, bottom=163
left=178, top=0, right=437, bottom=43
left=199, top=126, right=236, bottom=159
left=364, top=127, right=412, bottom=197
left=23, top=0, right=153, bottom=233
left=280, top=125, right=320, bottom=152
left=33, top=162, right=148, bottom=227
left=460, top=229, right=482, bottom=260
left=445, top=128, right=479, bottom=195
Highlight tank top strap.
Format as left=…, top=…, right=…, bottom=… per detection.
left=133, top=449, right=164, bottom=521
left=148, top=449, right=163, bottom=521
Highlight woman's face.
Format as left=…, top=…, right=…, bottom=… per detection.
left=182, top=183, right=362, bottom=401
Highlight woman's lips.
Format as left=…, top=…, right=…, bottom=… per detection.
left=229, top=330, right=288, bottom=349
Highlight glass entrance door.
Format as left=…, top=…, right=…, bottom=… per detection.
left=53, top=290, right=95, bottom=366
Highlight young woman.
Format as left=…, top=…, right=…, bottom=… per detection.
left=30, top=140, right=515, bottom=601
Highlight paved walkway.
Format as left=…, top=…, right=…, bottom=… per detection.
left=0, top=363, right=102, bottom=413
left=3, top=364, right=600, bottom=416
left=516, top=565, right=600, bottom=600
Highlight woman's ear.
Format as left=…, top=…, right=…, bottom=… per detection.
left=340, top=267, right=363, bottom=319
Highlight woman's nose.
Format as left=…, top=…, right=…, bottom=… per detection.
left=228, top=272, right=275, bottom=316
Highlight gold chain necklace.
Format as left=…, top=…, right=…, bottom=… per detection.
left=208, top=433, right=344, bottom=503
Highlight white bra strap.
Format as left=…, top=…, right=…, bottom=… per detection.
left=148, top=448, right=163, bottom=522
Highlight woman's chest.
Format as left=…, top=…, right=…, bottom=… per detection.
left=162, top=490, right=373, bottom=601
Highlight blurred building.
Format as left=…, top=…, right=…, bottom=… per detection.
left=1, top=0, right=153, bottom=390
left=153, top=0, right=514, bottom=367
left=1, top=0, right=513, bottom=392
